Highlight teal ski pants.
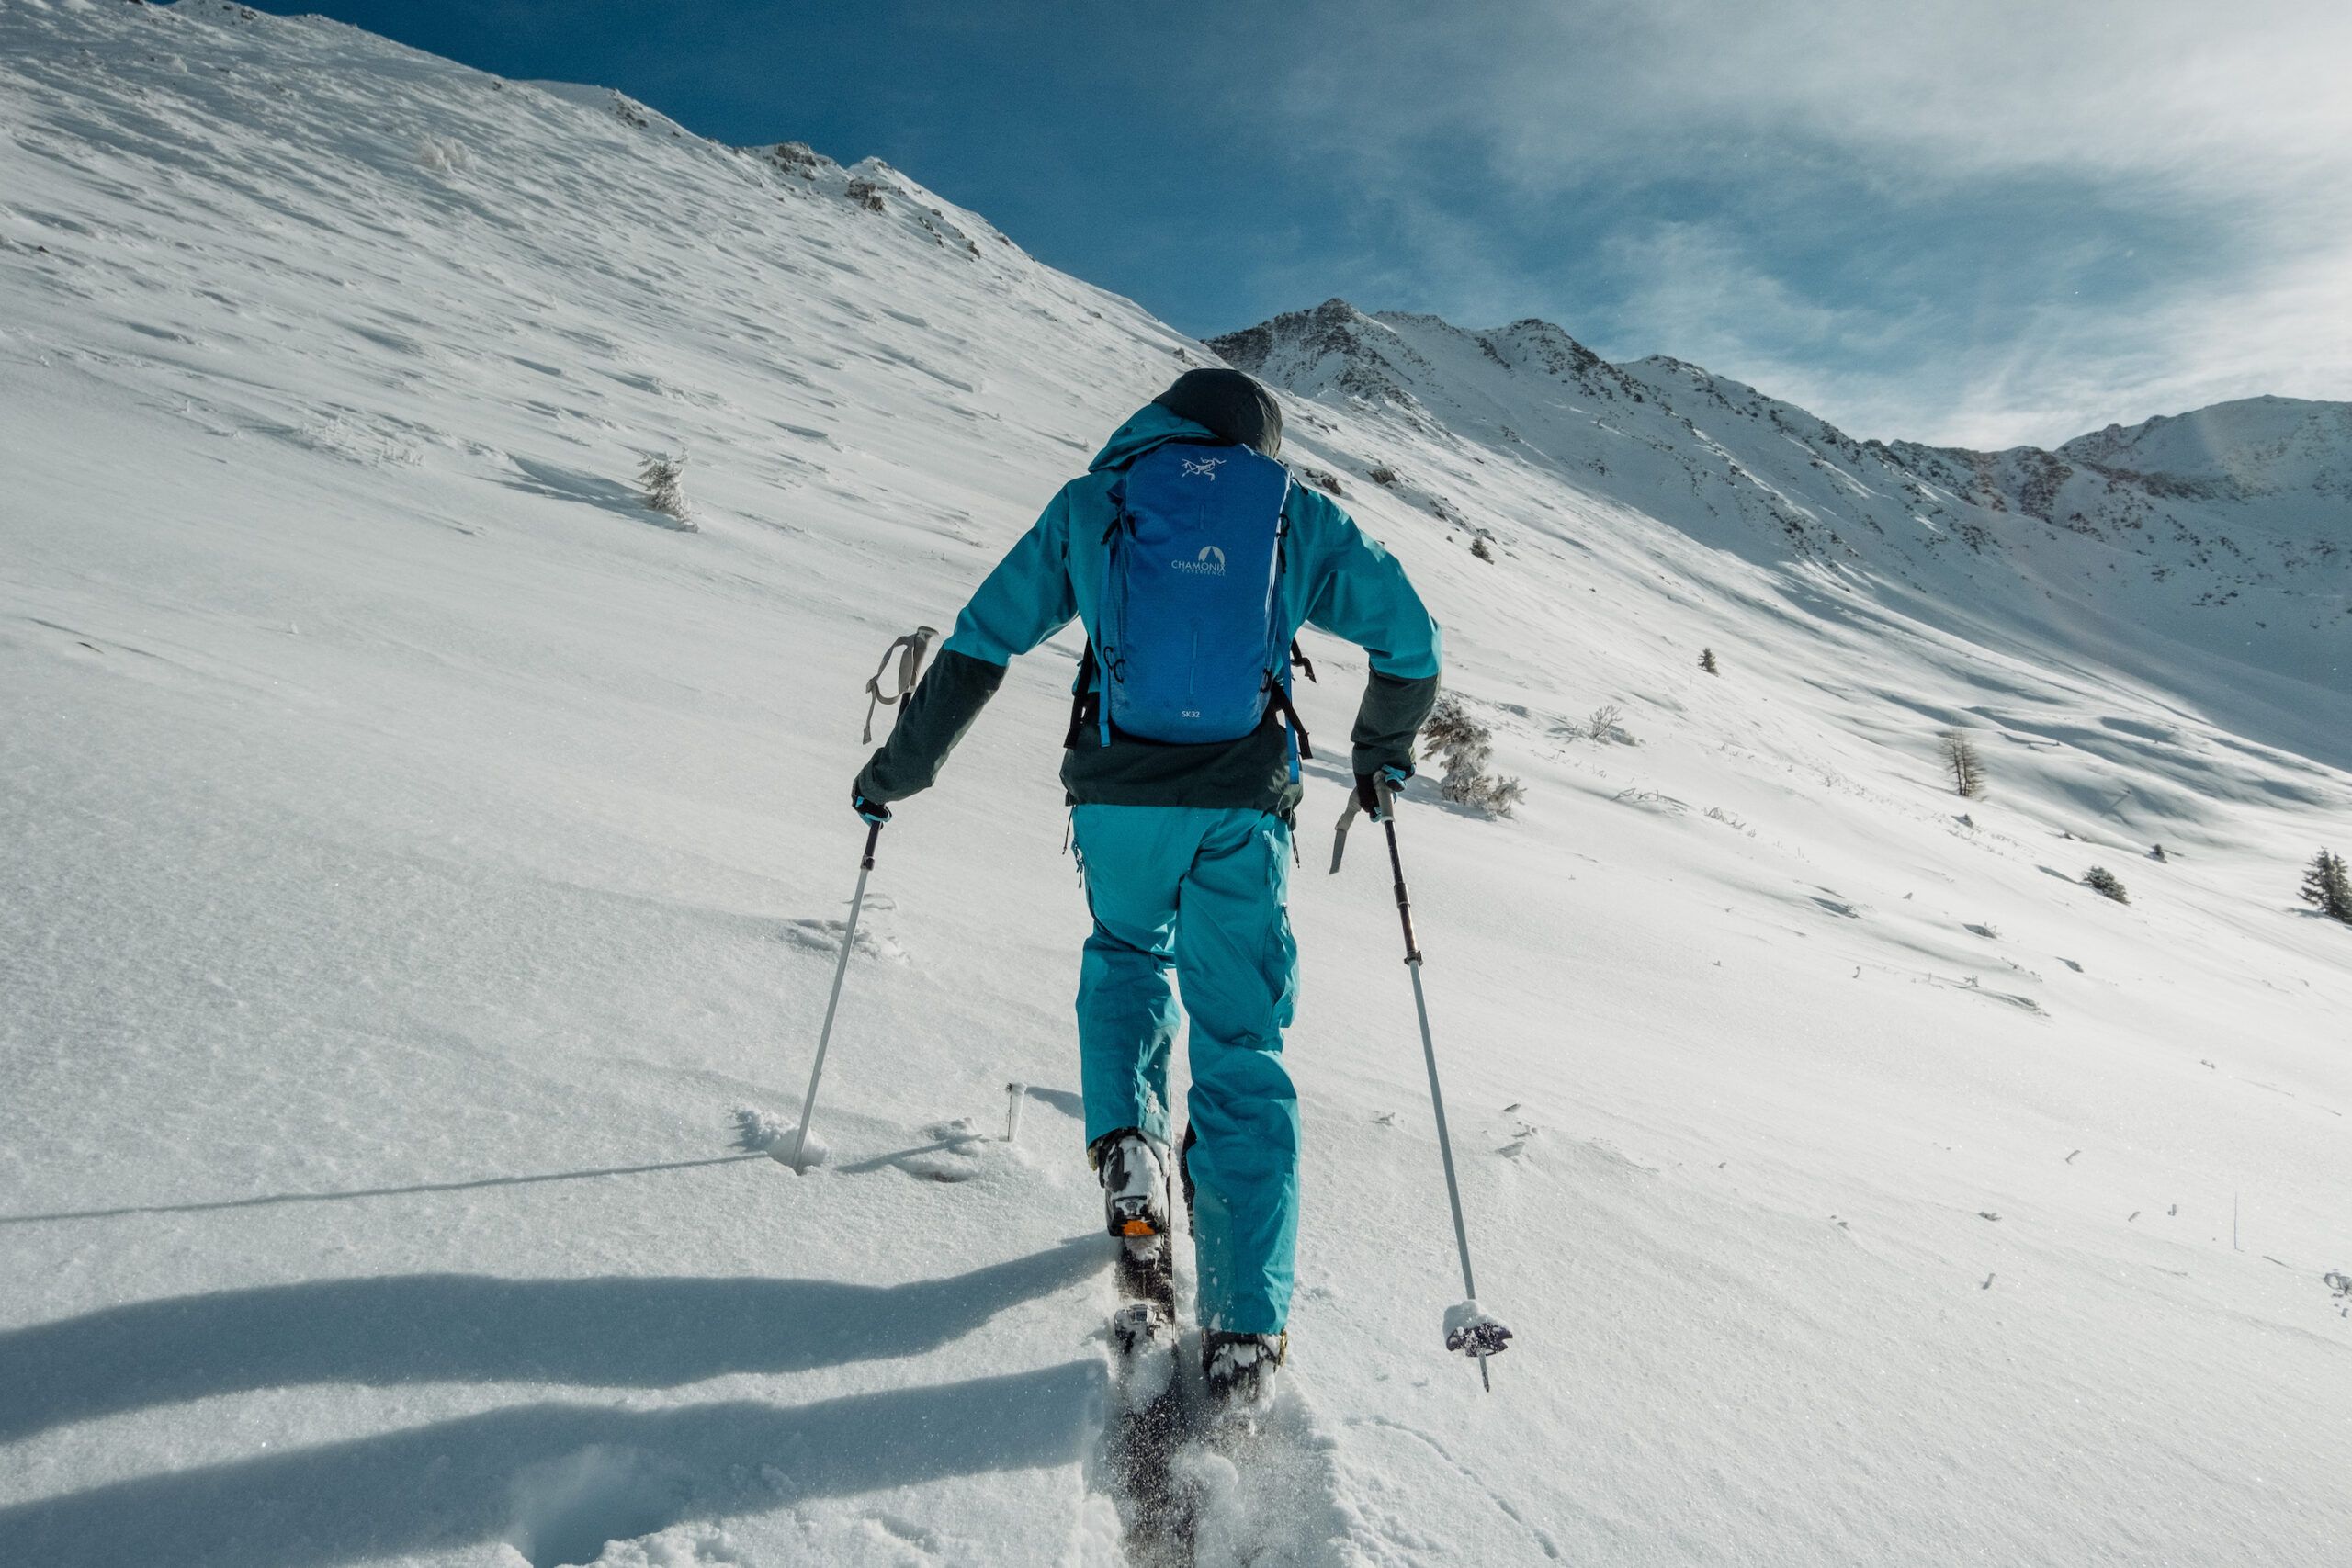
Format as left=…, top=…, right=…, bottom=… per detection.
left=1071, top=805, right=1299, bottom=1335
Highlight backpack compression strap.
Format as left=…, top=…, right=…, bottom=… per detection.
left=1267, top=658, right=1314, bottom=762
left=1070, top=638, right=1314, bottom=758
left=1063, top=643, right=1100, bottom=750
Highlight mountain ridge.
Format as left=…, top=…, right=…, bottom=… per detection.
left=1210, top=297, right=2347, bottom=691
left=1211, top=296, right=2351, bottom=478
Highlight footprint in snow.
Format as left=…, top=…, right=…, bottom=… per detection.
left=778, top=918, right=905, bottom=964
left=504, top=1445, right=691, bottom=1568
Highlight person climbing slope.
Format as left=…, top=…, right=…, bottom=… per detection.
left=851, top=367, right=1440, bottom=1408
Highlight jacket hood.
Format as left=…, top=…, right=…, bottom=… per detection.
left=1087, top=403, right=1224, bottom=473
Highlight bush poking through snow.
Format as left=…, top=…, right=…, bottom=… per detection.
left=1587, top=703, right=1635, bottom=746
left=1421, top=693, right=1525, bottom=818
left=2301, top=849, right=2352, bottom=925
left=1939, top=728, right=1986, bottom=798
left=1699, top=647, right=1720, bottom=674
left=1449, top=765, right=1527, bottom=818
left=2084, top=866, right=2130, bottom=904
left=1470, top=536, right=1495, bottom=563
left=637, top=448, right=695, bottom=527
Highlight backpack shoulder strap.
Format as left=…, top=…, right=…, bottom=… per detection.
left=1267, top=671, right=1313, bottom=762
left=1064, top=481, right=1127, bottom=750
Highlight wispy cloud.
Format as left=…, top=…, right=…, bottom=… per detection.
left=1263, top=0, right=2352, bottom=446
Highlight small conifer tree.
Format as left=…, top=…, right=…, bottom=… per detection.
left=2301, top=849, right=2352, bottom=925
left=1422, top=692, right=1525, bottom=818
left=2084, top=866, right=2130, bottom=904
left=1699, top=648, right=1720, bottom=675
left=1939, top=728, right=1985, bottom=798
left=638, top=448, right=694, bottom=526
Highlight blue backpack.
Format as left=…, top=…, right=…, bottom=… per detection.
left=1067, top=442, right=1314, bottom=772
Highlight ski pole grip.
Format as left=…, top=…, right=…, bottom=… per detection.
left=860, top=818, right=882, bottom=871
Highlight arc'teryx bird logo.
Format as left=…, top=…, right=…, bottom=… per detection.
left=1180, top=456, right=1226, bottom=479
left=1170, top=545, right=1227, bottom=575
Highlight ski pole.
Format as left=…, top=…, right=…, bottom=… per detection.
left=1363, top=774, right=1511, bottom=1391
left=786, top=816, right=881, bottom=1173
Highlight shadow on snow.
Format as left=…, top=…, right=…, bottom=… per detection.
left=0, top=1363, right=1104, bottom=1567
left=0, top=1239, right=1103, bottom=1443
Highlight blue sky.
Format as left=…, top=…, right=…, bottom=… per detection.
left=248, top=0, right=2349, bottom=448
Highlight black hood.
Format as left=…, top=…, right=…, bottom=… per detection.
left=1150, top=367, right=1283, bottom=458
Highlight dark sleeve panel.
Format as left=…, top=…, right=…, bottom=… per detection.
left=1351, top=669, right=1440, bottom=777
left=854, top=649, right=1008, bottom=804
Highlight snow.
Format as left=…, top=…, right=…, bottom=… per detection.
left=3, top=3, right=2347, bottom=1565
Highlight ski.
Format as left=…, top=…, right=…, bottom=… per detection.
left=1099, top=1128, right=1179, bottom=1373
left=1110, top=1233, right=1179, bottom=1402
left=1105, top=1325, right=1198, bottom=1566
left=1098, top=1127, right=1195, bottom=1561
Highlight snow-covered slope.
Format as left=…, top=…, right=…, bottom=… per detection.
left=3, top=5, right=2348, bottom=1566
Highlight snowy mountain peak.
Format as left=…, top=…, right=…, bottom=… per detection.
left=737, top=145, right=1020, bottom=260
left=1208, top=299, right=1623, bottom=419
left=524, top=79, right=700, bottom=141
left=1207, top=298, right=1436, bottom=415
left=2057, top=395, right=2352, bottom=510
left=1482, top=315, right=1609, bottom=378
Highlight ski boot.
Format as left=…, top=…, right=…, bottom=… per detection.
left=1091, top=1128, right=1175, bottom=1308
left=1202, top=1330, right=1287, bottom=1416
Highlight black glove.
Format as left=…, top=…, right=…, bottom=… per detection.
left=851, top=789, right=891, bottom=825
left=1355, top=763, right=1412, bottom=821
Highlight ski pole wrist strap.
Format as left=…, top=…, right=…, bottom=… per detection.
left=861, top=626, right=939, bottom=744
left=1329, top=788, right=1363, bottom=874
left=1332, top=769, right=1406, bottom=870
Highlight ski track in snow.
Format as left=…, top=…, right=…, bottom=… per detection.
left=3, top=3, right=2349, bottom=1565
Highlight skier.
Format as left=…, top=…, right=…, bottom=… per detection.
left=851, top=367, right=1439, bottom=1407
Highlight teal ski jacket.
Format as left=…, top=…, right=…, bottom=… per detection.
left=855, top=402, right=1442, bottom=814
